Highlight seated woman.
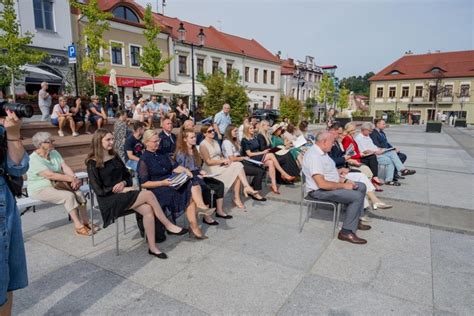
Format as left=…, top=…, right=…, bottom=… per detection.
left=133, top=97, right=153, bottom=129
left=87, top=95, right=107, bottom=130
left=86, top=129, right=188, bottom=259
left=222, top=125, right=266, bottom=201
left=271, top=123, right=303, bottom=165
left=176, top=98, right=190, bottom=124
left=241, top=124, right=294, bottom=195
left=70, top=97, right=89, bottom=134
left=175, top=129, right=232, bottom=225
left=138, top=130, right=214, bottom=239
left=27, top=132, right=93, bottom=236
left=51, top=96, right=79, bottom=137
left=199, top=124, right=260, bottom=209
left=257, top=120, right=299, bottom=184
left=342, top=122, right=383, bottom=186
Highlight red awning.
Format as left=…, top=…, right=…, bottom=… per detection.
left=99, top=76, right=164, bottom=87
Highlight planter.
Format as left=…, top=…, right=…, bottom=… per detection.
left=335, top=117, right=352, bottom=127
left=426, top=121, right=442, bottom=133
left=352, top=116, right=373, bottom=122
left=454, top=120, right=467, bottom=127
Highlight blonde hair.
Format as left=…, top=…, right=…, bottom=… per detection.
left=258, top=120, right=271, bottom=145
left=343, top=122, right=357, bottom=136
left=142, top=129, right=158, bottom=144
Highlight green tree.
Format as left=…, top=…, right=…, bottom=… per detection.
left=140, top=4, right=172, bottom=93
left=279, top=97, right=303, bottom=125
left=0, top=0, right=46, bottom=101
left=339, top=71, right=374, bottom=97
left=337, top=85, right=350, bottom=111
left=318, top=73, right=335, bottom=107
left=71, top=0, right=111, bottom=95
left=200, top=70, right=249, bottom=125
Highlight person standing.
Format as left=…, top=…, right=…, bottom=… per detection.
left=38, top=81, right=52, bottom=121
left=213, top=103, right=232, bottom=142
left=0, top=110, right=29, bottom=315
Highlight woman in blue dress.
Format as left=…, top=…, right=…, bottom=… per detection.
left=138, top=130, right=214, bottom=240
left=0, top=111, right=29, bottom=316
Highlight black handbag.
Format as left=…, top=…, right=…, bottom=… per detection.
left=1, top=127, right=24, bottom=197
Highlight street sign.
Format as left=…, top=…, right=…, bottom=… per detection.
left=68, top=44, right=77, bottom=64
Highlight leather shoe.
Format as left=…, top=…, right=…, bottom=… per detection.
left=358, top=221, right=372, bottom=230
left=202, top=218, right=219, bottom=226
left=337, top=231, right=367, bottom=244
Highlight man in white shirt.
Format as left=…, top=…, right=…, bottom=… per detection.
left=302, top=131, right=370, bottom=244
left=38, top=81, right=52, bottom=121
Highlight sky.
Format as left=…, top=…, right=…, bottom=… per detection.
left=136, top=0, right=474, bottom=78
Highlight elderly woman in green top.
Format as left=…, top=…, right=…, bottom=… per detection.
left=27, top=132, right=94, bottom=236
left=270, top=123, right=302, bottom=163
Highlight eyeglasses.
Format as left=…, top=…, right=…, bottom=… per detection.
left=207, top=129, right=215, bottom=134
left=43, top=140, right=55, bottom=144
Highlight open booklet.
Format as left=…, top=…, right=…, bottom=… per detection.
left=346, top=143, right=356, bottom=156
left=244, top=158, right=264, bottom=166
left=292, top=135, right=309, bottom=148
left=168, top=172, right=191, bottom=189
left=382, top=147, right=396, bottom=153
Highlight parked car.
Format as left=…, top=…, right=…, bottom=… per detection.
left=252, top=109, right=280, bottom=126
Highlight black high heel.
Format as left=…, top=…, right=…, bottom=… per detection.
left=215, top=213, right=233, bottom=219
left=203, top=218, right=219, bottom=226
left=250, top=194, right=267, bottom=202
left=148, top=249, right=168, bottom=259
left=166, top=228, right=189, bottom=236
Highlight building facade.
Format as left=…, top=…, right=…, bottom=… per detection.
left=72, top=0, right=172, bottom=99
left=369, top=50, right=474, bottom=124
left=280, top=56, right=323, bottom=102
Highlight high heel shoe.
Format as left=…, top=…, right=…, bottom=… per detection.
left=166, top=227, right=189, bottom=236
left=271, top=185, right=280, bottom=195
left=243, top=186, right=258, bottom=198
left=197, top=207, right=216, bottom=217
left=189, top=228, right=208, bottom=240
left=148, top=249, right=168, bottom=259
left=250, top=194, right=267, bottom=202
left=281, top=175, right=296, bottom=182
left=215, top=213, right=233, bottom=219
left=232, top=199, right=246, bottom=209
left=202, top=218, right=219, bottom=225
left=372, top=202, right=392, bottom=210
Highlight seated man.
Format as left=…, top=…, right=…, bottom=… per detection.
left=51, top=96, right=79, bottom=137
left=158, top=118, right=177, bottom=155
left=147, top=95, right=161, bottom=124
left=160, top=97, right=176, bottom=125
left=124, top=121, right=146, bottom=171
left=370, top=119, right=415, bottom=180
left=302, top=131, right=370, bottom=244
left=133, top=97, right=153, bottom=129
left=87, top=95, right=107, bottom=130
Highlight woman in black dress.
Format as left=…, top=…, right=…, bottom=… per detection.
left=86, top=129, right=187, bottom=259
left=175, top=128, right=232, bottom=226
left=138, top=130, right=214, bottom=240
left=256, top=120, right=299, bottom=185
left=241, top=124, right=295, bottom=194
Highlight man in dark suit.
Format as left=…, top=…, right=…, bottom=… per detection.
left=158, top=118, right=177, bottom=155
left=370, top=119, right=415, bottom=179
left=327, top=122, right=362, bottom=169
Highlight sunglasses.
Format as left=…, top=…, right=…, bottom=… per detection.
left=207, top=129, right=215, bottom=134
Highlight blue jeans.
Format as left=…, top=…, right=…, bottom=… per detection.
left=126, top=160, right=138, bottom=172
left=383, top=151, right=404, bottom=172
left=376, top=155, right=395, bottom=182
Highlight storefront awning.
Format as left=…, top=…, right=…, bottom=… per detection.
left=22, top=65, right=63, bottom=85
left=99, top=75, right=160, bottom=88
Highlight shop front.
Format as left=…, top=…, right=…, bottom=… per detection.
left=98, top=75, right=162, bottom=101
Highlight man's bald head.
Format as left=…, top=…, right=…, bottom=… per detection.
left=315, top=130, right=336, bottom=153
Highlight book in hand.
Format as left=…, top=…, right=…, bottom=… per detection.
left=245, top=157, right=264, bottom=166
left=168, top=172, right=190, bottom=190
left=292, top=135, right=308, bottom=148
left=346, top=143, right=356, bottom=157
left=382, top=147, right=396, bottom=153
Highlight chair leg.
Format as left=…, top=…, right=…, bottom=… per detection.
left=123, top=216, right=126, bottom=235
left=299, top=201, right=304, bottom=233
left=90, top=206, right=95, bottom=247
left=115, top=220, right=119, bottom=256
left=332, top=204, right=337, bottom=238
left=210, top=190, right=214, bottom=208
left=306, top=203, right=311, bottom=223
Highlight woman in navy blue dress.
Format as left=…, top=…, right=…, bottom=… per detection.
left=138, top=130, right=213, bottom=239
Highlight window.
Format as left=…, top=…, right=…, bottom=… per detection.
left=389, top=87, right=396, bottom=98
left=226, top=63, right=233, bottom=77
left=460, top=84, right=470, bottom=97
left=110, top=42, right=124, bottom=65
left=212, top=61, right=219, bottom=74
left=254, top=68, right=259, bottom=83
left=197, top=58, right=204, bottom=74
left=245, top=67, right=250, bottom=82
left=415, top=86, right=423, bottom=97
left=263, top=70, right=268, bottom=84
left=444, top=85, right=453, bottom=97
left=376, top=87, right=383, bottom=98
left=113, top=6, right=139, bottom=23
left=270, top=96, right=274, bottom=106
left=33, top=0, right=54, bottom=31
left=130, top=45, right=141, bottom=67
left=401, top=86, right=409, bottom=98
left=179, top=55, right=187, bottom=75
left=270, top=71, right=275, bottom=85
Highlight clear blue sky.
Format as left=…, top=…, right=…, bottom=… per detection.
left=136, top=0, right=473, bottom=78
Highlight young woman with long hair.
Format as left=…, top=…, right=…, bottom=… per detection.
left=86, top=128, right=188, bottom=259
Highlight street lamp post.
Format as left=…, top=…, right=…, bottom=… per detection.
left=177, top=22, right=205, bottom=122
left=294, top=68, right=305, bottom=101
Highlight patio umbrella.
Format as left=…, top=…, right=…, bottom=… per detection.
left=140, top=82, right=180, bottom=95
left=176, top=80, right=207, bottom=96
left=109, top=69, right=118, bottom=90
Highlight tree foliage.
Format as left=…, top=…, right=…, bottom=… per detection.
left=140, top=4, right=172, bottom=92
left=71, top=0, right=111, bottom=95
left=318, top=73, right=335, bottom=105
left=337, top=85, right=350, bottom=110
left=200, top=70, right=249, bottom=125
left=279, top=97, right=303, bottom=125
left=0, top=0, right=47, bottom=101
left=339, top=72, right=374, bottom=97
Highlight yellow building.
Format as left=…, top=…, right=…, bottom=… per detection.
left=369, top=50, right=474, bottom=124
left=71, top=0, right=172, bottom=99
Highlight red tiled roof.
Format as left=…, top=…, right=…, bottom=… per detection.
left=280, top=58, right=296, bottom=75
left=370, top=50, right=474, bottom=81
left=153, top=13, right=280, bottom=63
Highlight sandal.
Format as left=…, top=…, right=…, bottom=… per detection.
left=375, top=188, right=383, bottom=192
left=75, top=226, right=91, bottom=236
left=401, top=169, right=416, bottom=176
left=385, top=181, right=401, bottom=186
left=84, top=222, right=101, bottom=233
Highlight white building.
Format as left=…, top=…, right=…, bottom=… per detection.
left=280, top=56, right=323, bottom=102
left=154, top=15, right=282, bottom=108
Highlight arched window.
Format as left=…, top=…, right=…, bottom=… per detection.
left=113, top=6, right=139, bottom=23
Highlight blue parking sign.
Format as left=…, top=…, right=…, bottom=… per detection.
left=68, top=44, right=77, bottom=64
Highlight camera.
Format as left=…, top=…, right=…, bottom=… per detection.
left=0, top=101, right=34, bottom=118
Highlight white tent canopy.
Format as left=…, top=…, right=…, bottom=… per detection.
left=247, top=92, right=267, bottom=102
left=140, top=82, right=180, bottom=95
left=176, top=80, right=206, bottom=96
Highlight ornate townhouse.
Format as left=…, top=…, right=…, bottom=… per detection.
left=369, top=50, right=474, bottom=124
left=280, top=56, right=323, bottom=102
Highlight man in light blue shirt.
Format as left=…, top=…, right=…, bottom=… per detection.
left=213, top=103, right=231, bottom=141
left=159, top=97, right=176, bottom=125
left=147, top=95, right=161, bottom=122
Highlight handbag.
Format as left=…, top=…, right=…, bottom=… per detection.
left=1, top=127, right=24, bottom=197
left=5, top=173, right=24, bottom=197
left=52, top=180, right=85, bottom=205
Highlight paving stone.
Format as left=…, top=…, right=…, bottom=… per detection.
left=155, top=247, right=304, bottom=314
